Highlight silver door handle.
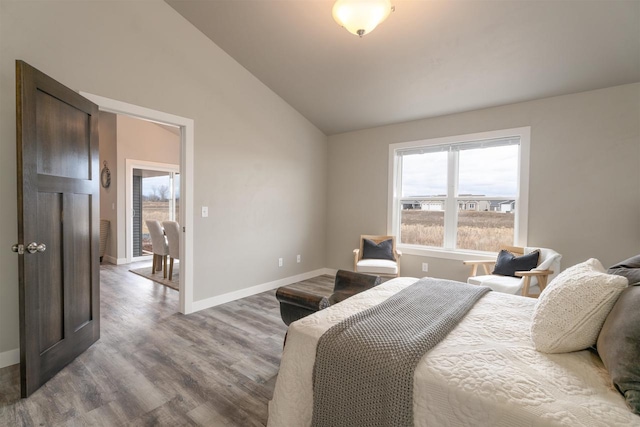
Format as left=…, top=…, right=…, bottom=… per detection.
left=26, top=242, right=46, bottom=254
left=11, top=244, right=24, bottom=255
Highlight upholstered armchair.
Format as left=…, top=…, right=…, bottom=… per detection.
left=275, top=270, right=382, bottom=326
left=353, top=235, right=402, bottom=277
left=464, top=246, right=562, bottom=297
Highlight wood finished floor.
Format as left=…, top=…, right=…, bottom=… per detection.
left=0, top=262, right=335, bottom=426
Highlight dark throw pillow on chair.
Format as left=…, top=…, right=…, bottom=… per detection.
left=362, top=238, right=394, bottom=261
left=492, top=249, right=539, bottom=277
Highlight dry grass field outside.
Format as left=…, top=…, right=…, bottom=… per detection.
left=401, top=210, right=514, bottom=252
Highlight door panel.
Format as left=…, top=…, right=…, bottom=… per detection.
left=68, top=193, right=93, bottom=330
left=16, top=60, right=100, bottom=397
left=37, top=192, right=63, bottom=353
left=36, top=89, right=91, bottom=180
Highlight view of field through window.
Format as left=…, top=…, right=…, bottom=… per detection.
left=400, top=210, right=514, bottom=252
left=397, top=140, right=519, bottom=253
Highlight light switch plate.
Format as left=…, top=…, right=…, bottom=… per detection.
left=201, top=206, right=208, bottom=217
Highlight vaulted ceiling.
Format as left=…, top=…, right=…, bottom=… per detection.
left=166, top=0, right=640, bottom=135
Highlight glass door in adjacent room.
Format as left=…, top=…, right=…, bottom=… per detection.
left=127, top=161, right=180, bottom=262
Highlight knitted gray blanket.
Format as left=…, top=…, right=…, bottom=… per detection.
left=311, top=278, right=491, bottom=427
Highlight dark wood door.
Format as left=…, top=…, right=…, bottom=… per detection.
left=15, top=60, right=100, bottom=398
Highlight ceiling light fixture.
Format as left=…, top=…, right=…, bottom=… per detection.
left=332, top=0, right=394, bottom=38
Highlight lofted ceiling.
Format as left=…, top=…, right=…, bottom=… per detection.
left=166, top=0, right=640, bottom=136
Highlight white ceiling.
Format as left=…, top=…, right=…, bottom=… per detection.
left=166, top=0, right=640, bottom=135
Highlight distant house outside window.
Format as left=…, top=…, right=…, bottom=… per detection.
left=388, top=127, right=530, bottom=258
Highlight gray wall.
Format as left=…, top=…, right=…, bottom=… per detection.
left=0, top=1, right=327, bottom=356
left=327, top=84, right=640, bottom=282
left=99, top=112, right=118, bottom=259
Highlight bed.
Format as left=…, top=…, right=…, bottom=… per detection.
left=268, top=276, right=640, bottom=426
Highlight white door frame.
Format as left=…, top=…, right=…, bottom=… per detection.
left=125, top=159, right=180, bottom=263
left=80, top=92, right=195, bottom=314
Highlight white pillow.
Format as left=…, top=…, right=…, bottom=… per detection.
left=530, top=258, right=628, bottom=353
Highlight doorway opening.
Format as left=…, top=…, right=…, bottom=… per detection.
left=81, top=91, right=195, bottom=314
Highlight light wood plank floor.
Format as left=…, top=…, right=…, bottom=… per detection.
left=0, top=262, right=334, bottom=426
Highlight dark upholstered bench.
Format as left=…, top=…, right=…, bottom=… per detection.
left=275, top=270, right=382, bottom=326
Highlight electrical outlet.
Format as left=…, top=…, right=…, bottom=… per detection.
left=296, top=254, right=301, bottom=263
left=278, top=258, right=283, bottom=267
left=422, top=262, right=429, bottom=272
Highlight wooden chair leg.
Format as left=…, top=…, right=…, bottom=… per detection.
left=163, top=255, right=168, bottom=279
left=521, top=276, right=532, bottom=298
left=538, top=275, right=549, bottom=293
left=168, top=258, right=174, bottom=281
left=151, top=254, right=157, bottom=274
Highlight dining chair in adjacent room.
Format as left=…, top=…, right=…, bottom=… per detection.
left=162, top=220, right=180, bottom=281
left=146, top=220, right=169, bottom=279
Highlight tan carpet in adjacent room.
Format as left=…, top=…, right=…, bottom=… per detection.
left=129, top=264, right=179, bottom=291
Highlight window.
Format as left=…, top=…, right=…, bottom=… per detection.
left=388, top=127, right=530, bottom=257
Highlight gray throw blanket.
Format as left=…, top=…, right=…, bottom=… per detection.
left=311, top=278, right=490, bottom=427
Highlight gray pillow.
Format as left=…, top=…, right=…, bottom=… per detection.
left=597, top=259, right=640, bottom=415
left=608, top=254, right=640, bottom=285
left=492, top=249, right=539, bottom=277
left=362, top=238, right=394, bottom=261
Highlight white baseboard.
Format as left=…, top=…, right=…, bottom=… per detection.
left=101, top=254, right=118, bottom=264
left=0, top=348, right=19, bottom=369
left=100, top=254, right=128, bottom=265
left=191, top=268, right=336, bottom=313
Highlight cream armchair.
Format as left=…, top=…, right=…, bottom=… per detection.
left=464, top=246, right=562, bottom=297
left=353, top=235, right=402, bottom=277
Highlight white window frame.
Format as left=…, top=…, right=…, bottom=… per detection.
left=387, top=127, right=530, bottom=260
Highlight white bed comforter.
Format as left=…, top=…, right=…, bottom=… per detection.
left=268, top=277, right=640, bottom=427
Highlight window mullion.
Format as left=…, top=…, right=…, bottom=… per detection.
left=443, top=149, right=458, bottom=249
left=394, top=154, right=403, bottom=240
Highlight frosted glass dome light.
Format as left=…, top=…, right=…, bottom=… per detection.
left=332, top=0, right=394, bottom=37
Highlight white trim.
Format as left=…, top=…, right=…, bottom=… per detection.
left=80, top=92, right=195, bottom=315
left=388, top=127, right=531, bottom=260
left=101, top=254, right=119, bottom=264
left=515, top=128, right=530, bottom=247
left=134, top=255, right=154, bottom=262
left=323, top=268, right=339, bottom=276
left=398, top=245, right=498, bottom=261
left=191, top=268, right=335, bottom=313
left=125, top=159, right=179, bottom=264
left=0, top=348, right=19, bottom=368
